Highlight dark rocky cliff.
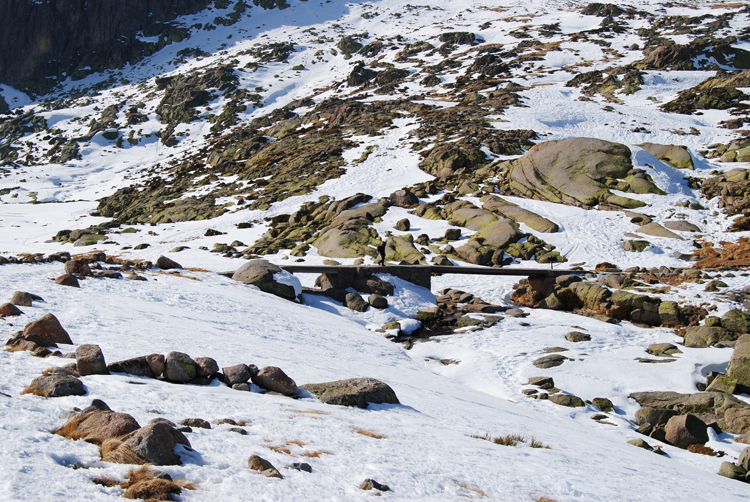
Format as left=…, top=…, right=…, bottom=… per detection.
left=0, top=0, right=211, bottom=94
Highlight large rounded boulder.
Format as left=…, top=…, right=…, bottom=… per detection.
left=232, top=260, right=300, bottom=301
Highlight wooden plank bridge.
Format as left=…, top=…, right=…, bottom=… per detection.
left=278, top=264, right=587, bottom=290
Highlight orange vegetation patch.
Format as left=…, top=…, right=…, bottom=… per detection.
left=301, top=450, right=333, bottom=458
left=352, top=427, right=386, bottom=439
left=687, top=444, right=725, bottom=457
left=93, top=466, right=194, bottom=501
left=151, top=270, right=202, bottom=281
left=265, top=445, right=293, bottom=456
left=693, top=238, right=750, bottom=269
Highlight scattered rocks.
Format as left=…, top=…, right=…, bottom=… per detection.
left=301, top=378, right=399, bottom=408
left=252, top=366, right=297, bottom=396
left=248, top=454, right=283, bottom=478
left=630, top=391, right=750, bottom=434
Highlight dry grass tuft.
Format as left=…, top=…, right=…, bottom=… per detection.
left=352, top=427, right=386, bottom=439
left=302, top=450, right=332, bottom=458
left=687, top=444, right=724, bottom=457
left=536, top=497, right=557, bottom=502
left=456, top=481, right=488, bottom=498
left=288, top=409, right=330, bottom=416
left=265, top=445, right=293, bottom=456
left=286, top=439, right=306, bottom=447
left=92, top=466, right=194, bottom=501
left=470, top=432, right=550, bottom=449
left=54, top=413, right=92, bottom=442
left=101, top=438, right=147, bottom=465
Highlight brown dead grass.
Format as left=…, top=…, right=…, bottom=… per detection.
left=288, top=409, right=330, bottom=416
left=151, top=270, right=202, bottom=281
left=265, top=445, right=293, bottom=456
left=352, top=427, right=386, bottom=439
left=687, top=444, right=725, bottom=457
left=101, top=438, right=147, bottom=465
left=712, top=2, right=745, bottom=8
left=54, top=413, right=93, bottom=442
left=302, top=450, right=332, bottom=458
left=456, top=481, right=488, bottom=498
left=93, top=466, right=194, bottom=501
left=537, top=498, right=557, bottom=502
left=286, top=439, right=306, bottom=447
left=693, top=238, right=750, bottom=269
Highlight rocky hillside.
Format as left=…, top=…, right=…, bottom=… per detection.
left=3, top=0, right=750, bottom=500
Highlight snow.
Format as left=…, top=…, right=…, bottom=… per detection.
left=2, top=0, right=750, bottom=500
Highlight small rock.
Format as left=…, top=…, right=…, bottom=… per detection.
left=179, top=418, right=211, bottom=429
left=75, top=344, right=108, bottom=376
left=301, top=378, right=399, bottom=408
left=288, top=462, right=312, bottom=473
left=248, top=454, right=283, bottom=478
left=443, top=228, right=461, bottom=241
left=565, top=331, right=591, bottom=342
left=395, top=218, right=410, bottom=231
left=359, top=478, right=390, bottom=491
left=665, top=414, right=709, bottom=449
left=194, top=357, right=219, bottom=378
left=228, top=427, right=247, bottom=435
left=592, top=397, right=614, bottom=413
left=528, top=376, right=554, bottom=389
left=647, top=343, right=682, bottom=356
left=54, top=274, right=80, bottom=287
left=232, top=383, right=251, bottom=391
left=344, top=292, right=369, bottom=312
left=163, top=352, right=197, bottom=383
left=0, top=303, right=23, bottom=316
left=11, top=291, right=43, bottom=307
left=533, top=354, right=567, bottom=368
left=64, top=259, right=92, bottom=276
left=223, top=364, right=252, bottom=386
left=627, top=438, right=652, bottom=450
left=23, top=313, right=73, bottom=346
left=23, top=374, right=85, bottom=397
left=155, top=256, right=182, bottom=270
left=718, top=461, right=748, bottom=480
left=252, top=366, right=297, bottom=396
left=549, top=394, right=585, bottom=407
left=368, top=294, right=388, bottom=309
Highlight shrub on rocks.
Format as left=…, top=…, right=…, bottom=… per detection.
left=301, top=378, right=399, bottom=408
left=252, top=366, right=297, bottom=396
left=75, top=344, right=108, bottom=375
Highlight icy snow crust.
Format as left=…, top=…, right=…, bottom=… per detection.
left=1, top=0, right=750, bottom=500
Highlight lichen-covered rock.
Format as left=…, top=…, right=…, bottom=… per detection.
left=495, top=138, right=641, bottom=209
left=482, top=196, right=559, bottom=233
left=658, top=301, right=684, bottom=327
left=684, top=326, right=734, bottom=348
left=549, top=394, right=585, bottom=407
left=728, top=335, right=750, bottom=391
left=313, top=218, right=379, bottom=258
left=637, top=222, right=684, bottom=240
left=301, top=378, right=399, bottom=408
left=723, top=309, right=750, bottom=334
left=639, top=143, right=694, bottom=170
left=384, top=234, right=425, bottom=264
left=388, top=190, right=419, bottom=208
left=163, top=352, right=197, bottom=383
